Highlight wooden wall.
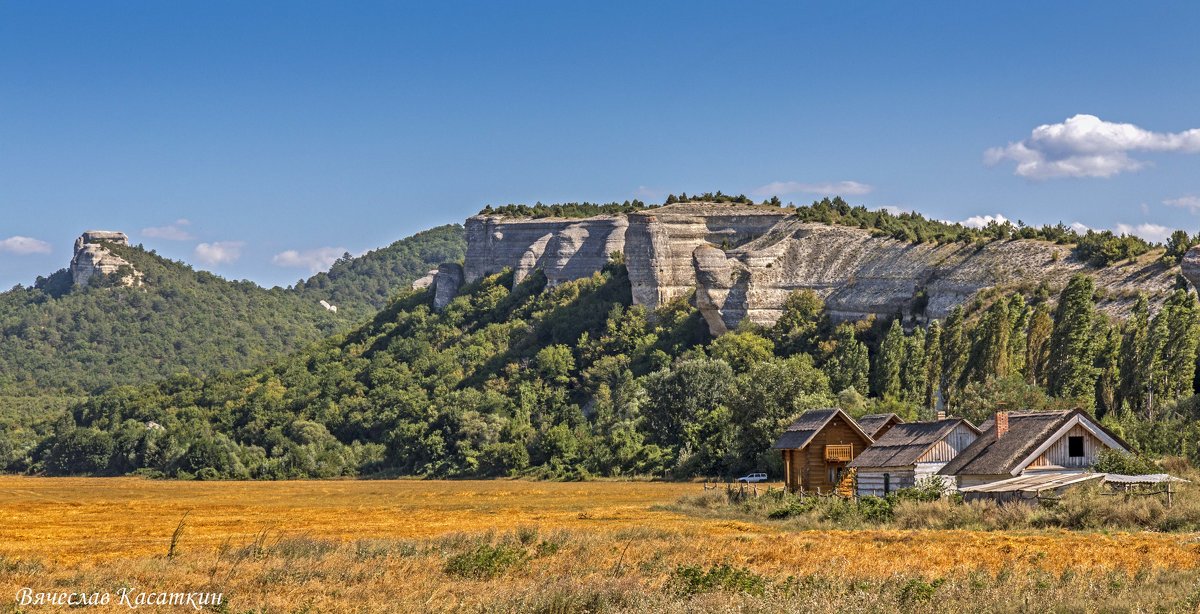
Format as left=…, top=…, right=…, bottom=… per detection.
left=1027, top=424, right=1106, bottom=469
left=856, top=470, right=914, bottom=496
left=916, top=423, right=978, bottom=464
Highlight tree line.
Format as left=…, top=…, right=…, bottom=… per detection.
left=15, top=258, right=1200, bottom=480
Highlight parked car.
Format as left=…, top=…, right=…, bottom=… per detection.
left=737, top=472, right=768, bottom=483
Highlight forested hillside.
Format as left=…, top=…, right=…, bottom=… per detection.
left=21, top=256, right=1200, bottom=479
left=0, top=225, right=464, bottom=396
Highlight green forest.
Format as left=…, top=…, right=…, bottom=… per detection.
left=0, top=225, right=464, bottom=397
left=15, top=252, right=1200, bottom=480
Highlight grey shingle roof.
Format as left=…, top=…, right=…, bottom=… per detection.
left=857, top=413, right=902, bottom=439
left=848, top=418, right=977, bottom=469
left=937, top=409, right=1129, bottom=477
left=771, top=407, right=871, bottom=450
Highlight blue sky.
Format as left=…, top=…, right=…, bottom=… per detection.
left=3, top=1, right=1200, bottom=289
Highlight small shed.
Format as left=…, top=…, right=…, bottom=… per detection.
left=772, top=407, right=874, bottom=495
left=848, top=417, right=980, bottom=496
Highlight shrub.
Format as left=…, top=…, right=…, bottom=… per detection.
left=1092, top=449, right=1160, bottom=475
left=669, top=563, right=767, bottom=596
left=444, top=544, right=529, bottom=579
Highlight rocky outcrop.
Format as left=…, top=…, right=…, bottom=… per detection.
left=463, top=215, right=628, bottom=286
left=693, top=220, right=1172, bottom=333
left=71, top=231, right=143, bottom=287
left=433, top=263, right=464, bottom=310
left=449, top=204, right=1177, bottom=334
left=1181, top=246, right=1200, bottom=291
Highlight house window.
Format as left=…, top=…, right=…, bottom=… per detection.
left=828, top=465, right=842, bottom=485
left=1068, top=436, right=1084, bottom=458
left=883, top=473, right=891, bottom=495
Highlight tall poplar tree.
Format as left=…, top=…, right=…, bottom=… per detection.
left=1093, top=318, right=1120, bottom=417
left=1117, top=295, right=1150, bottom=413
left=1025, top=303, right=1053, bottom=387
left=1155, top=290, right=1200, bottom=408
left=1047, top=274, right=1098, bottom=407
left=874, top=319, right=905, bottom=398
left=1007, top=294, right=1031, bottom=377
left=924, top=320, right=943, bottom=409
left=901, top=325, right=927, bottom=404
left=940, top=307, right=969, bottom=407
left=824, top=323, right=870, bottom=394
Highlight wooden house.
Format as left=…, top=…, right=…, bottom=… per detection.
left=772, top=408, right=874, bottom=494
left=937, top=409, right=1132, bottom=490
left=847, top=417, right=980, bottom=496
left=856, top=413, right=904, bottom=440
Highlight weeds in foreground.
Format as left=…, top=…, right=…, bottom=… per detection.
left=672, top=481, right=1200, bottom=532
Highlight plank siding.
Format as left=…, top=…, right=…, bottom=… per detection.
left=856, top=470, right=915, bottom=496
left=1028, top=424, right=1106, bottom=469
left=915, top=423, right=978, bottom=463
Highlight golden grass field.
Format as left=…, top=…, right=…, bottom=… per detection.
left=2, top=476, right=1200, bottom=612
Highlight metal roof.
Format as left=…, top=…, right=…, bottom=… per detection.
left=957, top=472, right=1104, bottom=493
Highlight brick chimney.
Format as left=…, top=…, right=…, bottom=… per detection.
left=994, top=411, right=1009, bottom=439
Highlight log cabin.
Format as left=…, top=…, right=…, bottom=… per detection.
left=772, top=408, right=874, bottom=495
left=937, top=409, right=1132, bottom=490
left=847, top=417, right=980, bottom=496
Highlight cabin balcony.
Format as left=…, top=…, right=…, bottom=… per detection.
left=824, top=444, right=854, bottom=462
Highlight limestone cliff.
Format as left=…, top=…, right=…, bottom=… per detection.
left=71, top=231, right=143, bottom=287
left=463, top=215, right=628, bottom=286
left=445, top=204, right=1177, bottom=333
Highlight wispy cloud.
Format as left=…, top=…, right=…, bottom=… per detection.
left=633, top=186, right=663, bottom=200
left=986, top=114, right=1200, bottom=179
left=752, top=180, right=873, bottom=197
left=194, top=241, right=244, bottom=265
left=0, top=236, right=52, bottom=255
left=878, top=205, right=914, bottom=216
left=141, top=218, right=194, bottom=241
left=271, top=247, right=348, bottom=273
left=1164, top=195, right=1200, bottom=214
left=1115, top=222, right=1172, bottom=243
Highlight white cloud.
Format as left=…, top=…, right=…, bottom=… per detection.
left=985, top=114, right=1200, bottom=179
left=0, top=236, right=52, bottom=255
left=141, top=218, right=194, bottom=241
left=879, top=205, right=914, bottom=216
left=271, top=247, right=348, bottom=273
left=194, top=241, right=244, bottom=265
left=752, top=180, right=873, bottom=197
left=958, top=214, right=1010, bottom=229
left=1069, top=222, right=1092, bottom=234
left=1164, top=195, right=1200, bottom=214
left=1114, top=223, right=1172, bottom=243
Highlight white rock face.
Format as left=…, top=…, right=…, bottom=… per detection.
left=449, top=204, right=1177, bottom=334
left=70, top=231, right=143, bottom=287
left=464, top=215, right=628, bottom=286
left=412, top=269, right=439, bottom=290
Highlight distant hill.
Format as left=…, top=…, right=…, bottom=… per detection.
left=0, top=224, right=464, bottom=396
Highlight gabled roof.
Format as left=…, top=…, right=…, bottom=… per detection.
left=848, top=418, right=978, bottom=469
left=857, top=413, right=903, bottom=439
left=771, top=407, right=873, bottom=450
left=938, top=409, right=1131, bottom=477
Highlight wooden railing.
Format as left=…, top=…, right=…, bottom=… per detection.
left=825, top=444, right=854, bottom=462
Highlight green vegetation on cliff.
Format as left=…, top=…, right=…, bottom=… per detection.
left=0, top=225, right=464, bottom=396
left=23, top=255, right=1200, bottom=479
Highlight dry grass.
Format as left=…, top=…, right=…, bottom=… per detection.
left=2, top=477, right=1200, bottom=612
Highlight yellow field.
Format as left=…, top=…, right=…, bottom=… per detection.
left=2, top=476, right=1199, bottom=612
